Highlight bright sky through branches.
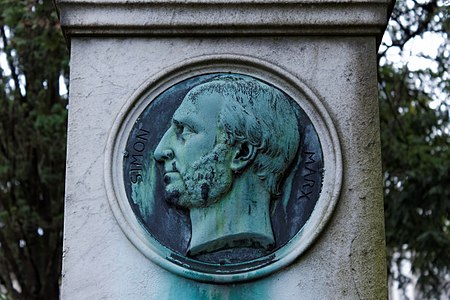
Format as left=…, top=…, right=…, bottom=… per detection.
left=0, top=26, right=68, bottom=97
left=378, top=0, right=449, bottom=110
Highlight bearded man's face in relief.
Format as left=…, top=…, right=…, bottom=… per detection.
left=154, top=90, right=234, bottom=208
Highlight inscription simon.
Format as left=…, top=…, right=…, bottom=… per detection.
left=129, top=128, right=150, bottom=184
left=299, top=151, right=317, bottom=201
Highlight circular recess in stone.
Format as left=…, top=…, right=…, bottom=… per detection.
left=105, top=55, right=342, bottom=283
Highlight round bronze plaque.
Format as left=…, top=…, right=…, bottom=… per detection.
left=105, top=56, right=341, bottom=282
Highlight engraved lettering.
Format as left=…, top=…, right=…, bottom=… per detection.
left=130, top=154, right=143, bottom=167
left=129, top=128, right=149, bottom=183
left=130, top=173, right=143, bottom=184
left=304, top=165, right=316, bottom=177
left=136, top=128, right=150, bottom=141
left=302, top=177, right=315, bottom=188
left=299, top=189, right=313, bottom=200
left=133, top=141, right=145, bottom=152
left=304, top=151, right=315, bottom=164
left=300, top=151, right=317, bottom=199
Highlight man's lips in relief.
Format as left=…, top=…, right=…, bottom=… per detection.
left=163, top=170, right=180, bottom=185
left=162, top=162, right=180, bottom=184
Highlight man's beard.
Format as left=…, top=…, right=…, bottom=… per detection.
left=164, top=143, right=233, bottom=208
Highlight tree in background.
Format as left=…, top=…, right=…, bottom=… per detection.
left=0, top=0, right=68, bottom=298
left=379, top=0, right=449, bottom=298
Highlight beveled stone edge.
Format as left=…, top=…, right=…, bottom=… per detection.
left=56, top=0, right=393, bottom=38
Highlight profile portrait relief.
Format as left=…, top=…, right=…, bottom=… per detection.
left=123, top=73, right=324, bottom=265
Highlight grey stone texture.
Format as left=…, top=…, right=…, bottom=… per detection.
left=58, top=1, right=391, bottom=299
left=57, top=0, right=392, bottom=37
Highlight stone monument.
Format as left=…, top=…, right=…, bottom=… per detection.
left=57, top=0, right=393, bottom=298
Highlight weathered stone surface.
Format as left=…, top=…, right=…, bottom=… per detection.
left=56, top=0, right=391, bottom=38
left=58, top=1, right=390, bottom=299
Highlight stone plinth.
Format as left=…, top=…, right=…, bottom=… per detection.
left=57, top=1, right=391, bottom=299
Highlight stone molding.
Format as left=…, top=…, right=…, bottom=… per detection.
left=56, top=0, right=393, bottom=38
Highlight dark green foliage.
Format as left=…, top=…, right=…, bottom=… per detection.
left=379, top=0, right=449, bottom=298
left=0, top=0, right=68, bottom=299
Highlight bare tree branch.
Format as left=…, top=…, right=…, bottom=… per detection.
left=0, top=26, right=25, bottom=103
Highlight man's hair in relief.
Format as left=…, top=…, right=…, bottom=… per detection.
left=188, top=74, right=300, bottom=196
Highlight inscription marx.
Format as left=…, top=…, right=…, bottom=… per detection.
left=299, top=151, right=317, bottom=201
left=128, top=127, right=150, bottom=184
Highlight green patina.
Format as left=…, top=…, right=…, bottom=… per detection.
left=123, top=73, right=325, bottom=281
left=153, top=75, right=301, bottom=258
left=131, top=154, right=157, bottom=218
left=165, top=274, right=271, bottom=300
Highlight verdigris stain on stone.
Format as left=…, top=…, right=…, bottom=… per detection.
left=123, top=73, right=323, bottom=270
